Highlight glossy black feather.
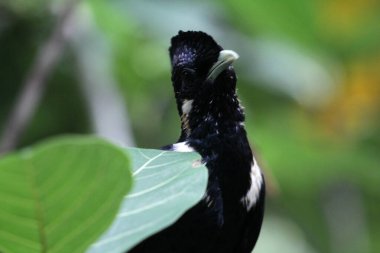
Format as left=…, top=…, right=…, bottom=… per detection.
left=236, top=182, right=265, bottom=253
left=128, top=31, right=265, bottom=253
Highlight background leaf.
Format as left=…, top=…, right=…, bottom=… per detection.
left=88, top=148, right=208, bottom=253
left=0, top=136, right=132, bottom=253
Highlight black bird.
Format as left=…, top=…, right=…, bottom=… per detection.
left=129, top=31, right=265, bottom=253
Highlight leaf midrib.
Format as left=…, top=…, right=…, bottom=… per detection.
left=26, top=157, right=47, bottom=253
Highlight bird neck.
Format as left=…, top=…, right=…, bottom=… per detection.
left=178, top=91, right=245, bottom=141
left=174, top=85, right=257, bottom=209
left=180, top=92, right=253, bottom=202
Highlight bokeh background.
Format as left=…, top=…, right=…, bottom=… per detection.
left=1, top=0, right=379, bottom=252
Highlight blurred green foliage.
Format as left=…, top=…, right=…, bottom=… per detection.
left=1, top=0, right=379, bottom=252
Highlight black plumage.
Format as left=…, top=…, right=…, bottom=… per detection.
left=129, top=31, right=265, bottom=253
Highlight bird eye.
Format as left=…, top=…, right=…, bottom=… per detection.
left=182, top=68, right=196, bottom=79
left=177, top=68, right=197, bottom=96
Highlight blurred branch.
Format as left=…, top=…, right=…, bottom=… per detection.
left=67, top=4, right=135, bottom=147
left=0, top=0, right=80, bottom=155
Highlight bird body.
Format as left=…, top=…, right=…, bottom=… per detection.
left=129, top=31, right=265, bottom=253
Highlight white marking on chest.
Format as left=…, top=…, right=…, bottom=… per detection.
left=182, top=99, right=193, bottom=114
left=172, top=142, right=195, bottom=152
left=241, top=156, right=264, bottom=210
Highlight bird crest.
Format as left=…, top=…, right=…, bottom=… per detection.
left=169, top=31, right=222, bottom=68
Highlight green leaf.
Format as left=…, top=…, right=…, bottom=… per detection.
left=88, top=148, right=208, bottom=253
left=0, top=136, right=132, bottom=253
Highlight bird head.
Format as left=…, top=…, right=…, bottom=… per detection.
left=169, top=31, right=241, bottom=138
left=169, top=31, right=239, bottom=102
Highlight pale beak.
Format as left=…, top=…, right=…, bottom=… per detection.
left=206, top=50, right=239, bottom=82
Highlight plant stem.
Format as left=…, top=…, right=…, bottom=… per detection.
left=0, top=0, right=80, bottom=155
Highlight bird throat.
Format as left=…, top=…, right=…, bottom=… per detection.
left=181, top=113, right=191, bottom=136
left=181, top=99, right=193, bottom=136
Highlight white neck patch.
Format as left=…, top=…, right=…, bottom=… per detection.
left=182, top=99, right=193, bottom=114
left=172, top=142, right=194, bottom=152
left=241, top=156, right=264, bottom=210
